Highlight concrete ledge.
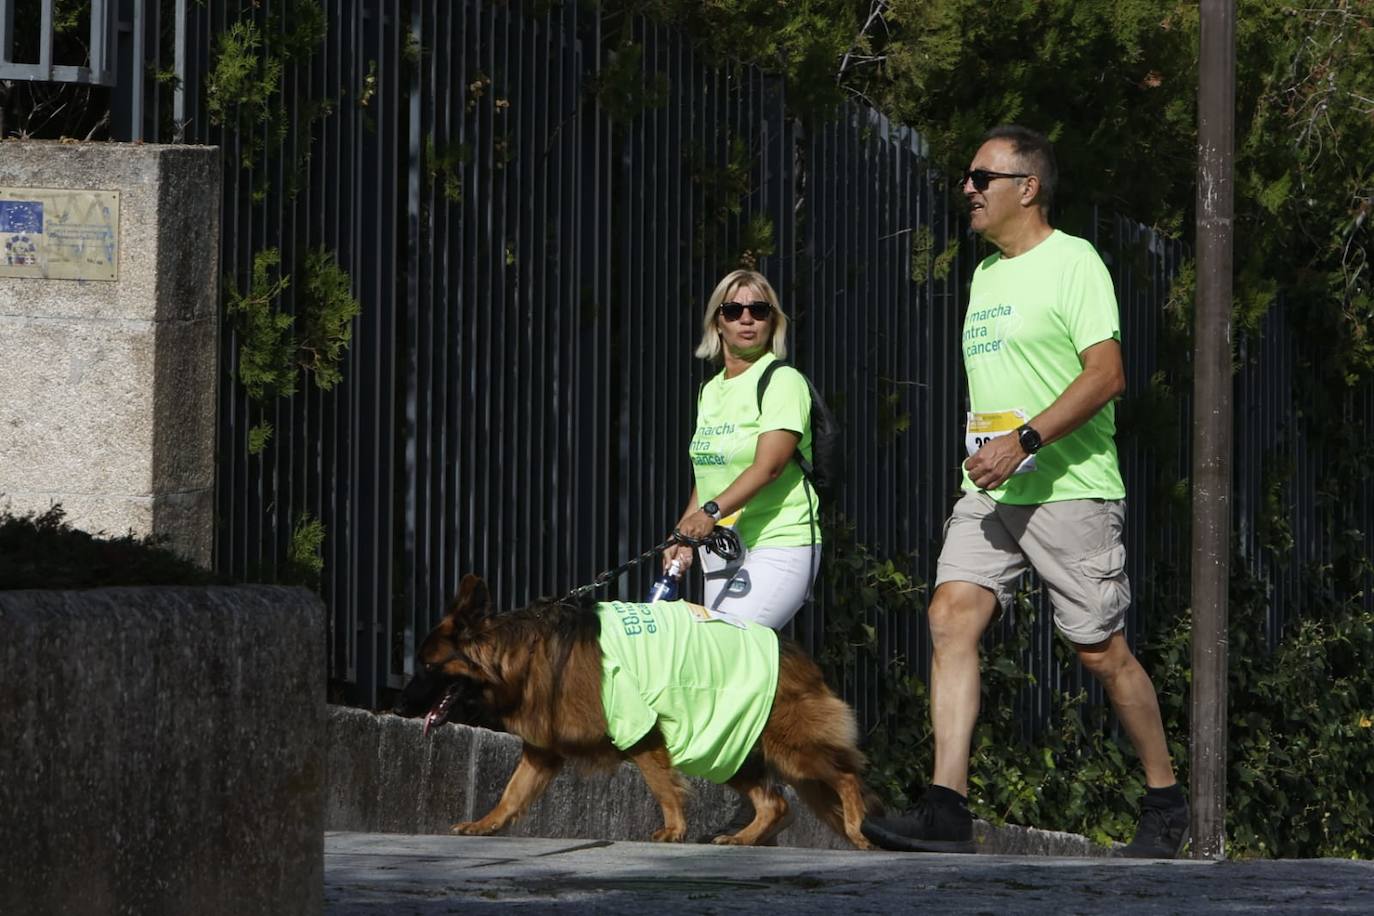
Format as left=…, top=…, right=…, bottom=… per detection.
left=0, top=586, right=327, bottom=915
left=327, top=706, right=1110, bottom=856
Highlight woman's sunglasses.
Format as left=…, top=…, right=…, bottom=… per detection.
left=960, top=168, right=1030, bottom=192
left=719, top=301, right=772, bottom=321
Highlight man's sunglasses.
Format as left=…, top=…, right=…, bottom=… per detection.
left=961, top=168, right=1031, bottom=192
left=719, top=301, right=772, bottom=321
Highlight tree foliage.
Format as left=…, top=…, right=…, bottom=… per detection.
left=866, top=1, right=1372, bottom=384
left=225, top=245, right=361, bottom=454
left=603, top=0, right=864, bottom=117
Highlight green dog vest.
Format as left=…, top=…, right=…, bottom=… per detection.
left=597, top=600, right=779, bottom=784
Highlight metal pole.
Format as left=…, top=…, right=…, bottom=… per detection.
left=1191, top=0, right=1235, bottom=861
left=39, top=0, right=55, bottom=79
left=173, top=0, right=186, bottom=138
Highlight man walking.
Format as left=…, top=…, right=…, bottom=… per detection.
left=862, top=126, right=1188, bottom=857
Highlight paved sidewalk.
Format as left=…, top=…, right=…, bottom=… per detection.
left=326, top=832, right=1374, bottom=914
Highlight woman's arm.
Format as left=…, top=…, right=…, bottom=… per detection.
left=663, top=488, right=701, bottom=571
left=673, top=428, right=801, bottom=548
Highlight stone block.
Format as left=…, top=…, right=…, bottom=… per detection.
left=414, top=714, right=479, bottom=833
left=0, top=142, right=220, bottom=565
left=325, top=705, right=383, bottom=833
left=0, top=586, right=327, bottom=915
left=0, top=142, right=220, bottom=323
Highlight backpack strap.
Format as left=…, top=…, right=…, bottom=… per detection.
left=755, top=360, right=785, bottom=413
left=756, top=360, right=822, bottom=604
left=756, top=360, right=816, bottom=484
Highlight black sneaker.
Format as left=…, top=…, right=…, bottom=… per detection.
left=1119, top=794, right=1190, bottom=858
left=861, top=787, right=975, bottom=853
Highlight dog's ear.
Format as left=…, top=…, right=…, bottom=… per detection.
left=448, top=574, right=493, bottom=621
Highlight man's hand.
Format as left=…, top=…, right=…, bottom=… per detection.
left=964, top=432, right=1028, bottom=491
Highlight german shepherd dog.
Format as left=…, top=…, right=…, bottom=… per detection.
left=395, top=574, right=880, bottom=848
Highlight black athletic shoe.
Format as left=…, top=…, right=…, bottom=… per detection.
left=1119, top=794, right=1190, bottom=858
left=861, top=788, right=975, bottom=854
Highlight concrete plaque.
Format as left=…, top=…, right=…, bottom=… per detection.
left=0, top=186, right=120, bottom=281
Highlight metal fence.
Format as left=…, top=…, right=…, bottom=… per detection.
left=34, top=0, right=1373, bottom=725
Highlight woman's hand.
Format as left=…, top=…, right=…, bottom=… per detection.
left=675, top=510, right=717, bottom=541
left=664, top=510, right=714, bottom=572
left=662, top=542, right=694, bottom=572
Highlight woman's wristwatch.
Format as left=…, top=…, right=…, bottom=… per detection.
left=700, top=500, right=722, bottom=521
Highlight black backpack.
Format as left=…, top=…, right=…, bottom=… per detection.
left=756, top=361, right=841, bottom=497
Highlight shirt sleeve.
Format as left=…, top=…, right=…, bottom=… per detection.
left=757, top=366, right=811, bottom=437
left=600, top=658, right=658, bottom=751
left=1060, top=245, right=1121, bottom=355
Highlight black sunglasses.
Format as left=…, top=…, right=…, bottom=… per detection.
left=961, top=168, right=1031, bottom=192
left=719, top=300, right=772, bottom=321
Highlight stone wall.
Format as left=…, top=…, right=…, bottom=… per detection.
left=0, top=587, right=326, bottom=915
left=0, top=142, right=220, bottom=565
left=327, top=706, right=1112, bottom=856
left=327, top=705, right=852, bottom=849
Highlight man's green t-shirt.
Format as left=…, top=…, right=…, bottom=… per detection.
left=961, top=229, right=1126, bottom=504
left=691, top=353, right=820, bottom=546
left=597, top=599, right=779, bottom=784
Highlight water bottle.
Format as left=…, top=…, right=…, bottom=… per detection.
left=645, top=558, right=683, bottom=603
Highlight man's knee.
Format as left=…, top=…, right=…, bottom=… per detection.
left=1074, top=632, right=1137, bottom=681
left=928, top=583, right=997, bottom=648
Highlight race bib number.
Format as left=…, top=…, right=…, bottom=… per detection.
left=965, top=409, right=1037, bottom=476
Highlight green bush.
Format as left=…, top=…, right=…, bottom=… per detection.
left=824, top=515, right=1374, bottom=858
left=1140, top=563, right=1374, bottom=859
left=0, top=505, right=221, bottom=589
left=0, top=504, right=329, bottom=594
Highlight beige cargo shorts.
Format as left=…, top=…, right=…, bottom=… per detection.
left=934, top=490, right=1131, bottom=645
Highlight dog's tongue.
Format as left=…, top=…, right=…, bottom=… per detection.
left=423, top=685, right=458, bottom=738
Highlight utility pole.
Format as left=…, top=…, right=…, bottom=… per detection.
left=1191, top=0, right=1235, bottom=860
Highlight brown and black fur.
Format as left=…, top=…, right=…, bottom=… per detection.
left=395, top=573, right=882, bottom=848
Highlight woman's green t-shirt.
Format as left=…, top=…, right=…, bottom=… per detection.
left=690, top=353, right=821, bottom=547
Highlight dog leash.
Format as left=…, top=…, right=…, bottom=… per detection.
left=561, top=527, right=743, bottom=602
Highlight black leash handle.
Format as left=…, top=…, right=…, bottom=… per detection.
left=562, top=527, right=743, bottom=602
left=671, top=525, right=744, bottom=563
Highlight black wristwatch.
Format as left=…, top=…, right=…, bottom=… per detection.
left=700, top=500, right=722, bottom=521
left=1016, top=424, right=1043, bottom=455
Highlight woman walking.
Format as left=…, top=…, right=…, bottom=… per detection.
left=664, top=268, right=821, bottom=628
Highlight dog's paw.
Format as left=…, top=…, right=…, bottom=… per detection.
left=651, top=827, right=686, bottom=843
left=450, top=821, right=492, bottom=836
left=849, top=835, right=875, bottom=851
left=710, top=833, right=747, bottom=846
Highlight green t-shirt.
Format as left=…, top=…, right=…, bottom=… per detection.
left=597, top=599, right=779, bottom=784
left=690, top=353, right=821, bottom=546
left=961, top=230, right=1126, bottom=504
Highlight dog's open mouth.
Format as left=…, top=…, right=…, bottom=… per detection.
left=423, top=684, right=460, bottom=737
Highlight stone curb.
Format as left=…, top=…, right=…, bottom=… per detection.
left=326, top=705, right=1111, bottom=856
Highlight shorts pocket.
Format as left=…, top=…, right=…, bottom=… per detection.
left=1081, top=544, right=1125, bottom=579
left=1080, top=544, right=1131, bottom=616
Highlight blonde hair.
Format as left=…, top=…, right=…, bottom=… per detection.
left=694, top=269, right=789, bottom=362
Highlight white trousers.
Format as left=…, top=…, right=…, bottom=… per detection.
left=699, top=543, right=820, bottom=630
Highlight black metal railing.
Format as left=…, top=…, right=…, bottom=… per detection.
left=80, top=0, right=1372, bottom=726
